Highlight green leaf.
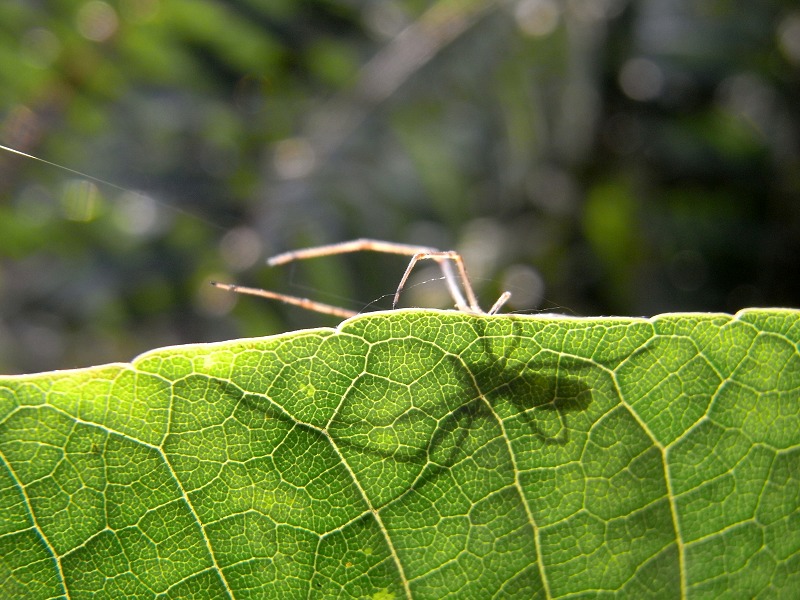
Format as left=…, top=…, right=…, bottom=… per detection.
left=1, top=308, right=798, bottom=598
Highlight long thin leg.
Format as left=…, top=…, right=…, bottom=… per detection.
left=394, top=252, right=466, bottom=312
left=488, top=291, right=512, bottom=315
left=210, top=282, right=357, bottom=319
left=393, top=251, right=484, bottom=313
left=268, top=238, right=437, bottom=266
left=217, top=239, right=512, bottom=318
left=442, top=251, right=482, bottom=312
left=269, top=238, right=482, bottom=313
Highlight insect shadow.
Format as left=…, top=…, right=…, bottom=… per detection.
left=322, top=318, right=595, bottom=494
left=185, top=318, right=595, bottom=510
left=464, top=317, right=596, bottom=448
left=426, top=337, right=594, bottom=470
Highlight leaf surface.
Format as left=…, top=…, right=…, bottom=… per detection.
left=1, top=308, right=798, bottom=598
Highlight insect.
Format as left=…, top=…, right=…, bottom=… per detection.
left=212, top=238, right=512, bottom=319
left=0, top=145, right=510, bottom=318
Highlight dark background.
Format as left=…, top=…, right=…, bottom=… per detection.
left=1, top=0, right=798, bottom=374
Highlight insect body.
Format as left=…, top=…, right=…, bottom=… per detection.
left=0, top=145, right=509, bottom=318
left=212, top=238, right=511, bottom=318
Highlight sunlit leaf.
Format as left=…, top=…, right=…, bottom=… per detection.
left=1, top=308, right=798, bottom=598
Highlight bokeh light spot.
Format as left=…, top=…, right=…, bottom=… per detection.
left=61, top=180, right=102, bottom=222
left=362, top=0, right=408, bottom=39
left=619, top=58, right=664, bottom=102
left=502, top=264, right=545, bottom=310
left=76, top=1, right=119, bottom=42
left=219, top=227, right=264, bottom=271
left=273, top=137, right=316, bottom=180
left=515, top=0, right=560, bottom=37
left=20, top=28, right=61, bottom=68
left=778, top=12, right=800, bottom=65
left=113, top=191, right=161, bottom=236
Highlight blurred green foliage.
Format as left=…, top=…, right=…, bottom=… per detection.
left=1, top=0, right=799, bottom=374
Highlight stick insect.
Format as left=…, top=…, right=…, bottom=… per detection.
left=212, top=238, right=511, bottom=319
left=0, top=145, right=509, bottom=318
